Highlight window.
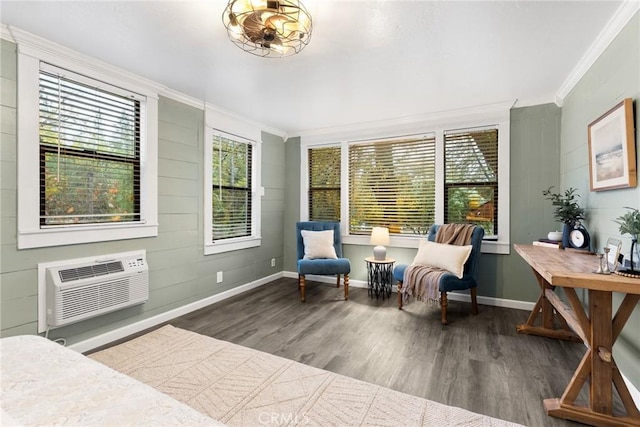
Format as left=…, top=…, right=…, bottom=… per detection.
left=308, top=146, right=341, bottom=221
left=39, top=66, right=141, bottom=226
left=444, top=128, right=498, bottom=237
left=17, top=38, right=159, bottom=249
left=300, top=102, right=511, bottom=254
left=211, top=134, right=252, bottom=240
left=348, top=135, right=436, bottom=235
left=204, top=107, right=261, bottom=255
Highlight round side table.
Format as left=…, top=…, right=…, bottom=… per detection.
left=364, top=257, right=395, bottom=300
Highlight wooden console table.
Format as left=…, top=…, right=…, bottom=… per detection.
left=514, top=244, right=640, bottom=427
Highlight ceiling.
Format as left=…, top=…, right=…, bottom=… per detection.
left=0, top=1, right=627, bottom=136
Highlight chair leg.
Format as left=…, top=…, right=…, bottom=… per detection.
left=299, top=275, right=306, bottom=302
left=440, top=291, right=449, bottom=325
left=343, top=274, right=349, bottom=300
left=397, top=281, right=404, bottom=310
left=470, top=286, right=479, bottom=315
left=335, top=275, right=340, bottom=288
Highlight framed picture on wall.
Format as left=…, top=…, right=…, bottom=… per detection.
left=587, top=98, right=637, bottom=191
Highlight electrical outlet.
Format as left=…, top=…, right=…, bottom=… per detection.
left=216, top=271, right=223, bottom=283
left=271, top=258, right=276, bottom=267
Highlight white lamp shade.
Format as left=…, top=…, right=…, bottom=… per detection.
left=370, top=227, right=390, bottom=246
left=370, top=227, right=390, bottom=260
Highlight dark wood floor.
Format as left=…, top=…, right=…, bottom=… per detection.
left=101, top=278, right=624, bottom=426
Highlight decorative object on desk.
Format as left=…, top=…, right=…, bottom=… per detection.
left=568, top=224, right=590, bottom=250
left=601, top=247, right=611, bottom=274
left=614, top=206, right=640, bottom=276
left=605, top=237, right=622, bottom=272
left=595, top=253, right=604, bottom=274
left=547, top=231, right=563, bottom=241
left=588, top=98, right=637, bottom=191
left=542, top=186, right=587, bottom=249
left=370, top=226, right=390, bottom=261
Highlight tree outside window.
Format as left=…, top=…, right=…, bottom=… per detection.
left=211, top=135, right=252, bottom=240
left=39, top=69, right=140, bottom=226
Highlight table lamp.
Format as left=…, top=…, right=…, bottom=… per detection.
left=370, top=227, right=390, bottom=260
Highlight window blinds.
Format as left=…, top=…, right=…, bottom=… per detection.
left=39, top=66, right=141, bottom=226
left=211, top=134, right=252, bottom=240
left=444, top=128, right=498, bottom=236
left=308, top=146, right=341, bottom=222
left=348, top=135, right=436, bottom=235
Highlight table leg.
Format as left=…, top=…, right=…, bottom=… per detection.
left=544, top=291, right=640, bottom=427
left=515, top=267, right=581, bottom=342
left=590, top=290, right=613, bottom=415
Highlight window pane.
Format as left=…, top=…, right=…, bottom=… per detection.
left=211, top=135, right=252, bottom=241
left=309, top=146, right=340, bottom=221
left=42, top=151, right=137, bottom=224
left=348, top=135, right=436, bottom=235
left=444, top=128, right=498, bottom=236
left=39, top=68, right=140, bottom=226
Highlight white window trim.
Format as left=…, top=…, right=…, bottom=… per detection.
left=15, top=31, right=159, bottom=249
left=300, top=101, right=512, bottom=255
left=204, top=106, right=262, bottom=255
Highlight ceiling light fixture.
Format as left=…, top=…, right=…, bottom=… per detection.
left=222, top=0, right=312, bottom=58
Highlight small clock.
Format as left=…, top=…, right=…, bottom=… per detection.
left=568, top=225, right=590, bottom=250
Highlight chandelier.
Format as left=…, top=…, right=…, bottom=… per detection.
left=222, top=0, right=313, bottom=58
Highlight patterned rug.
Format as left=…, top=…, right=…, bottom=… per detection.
left=90, top=325, right=523, bottom=426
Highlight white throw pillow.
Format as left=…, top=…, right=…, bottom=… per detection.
left=301, top=229, right=338, bottom=260
left=412, top=240, right=472, bottom=279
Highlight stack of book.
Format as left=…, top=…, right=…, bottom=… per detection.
left=532, top=238, right=562, bottom=248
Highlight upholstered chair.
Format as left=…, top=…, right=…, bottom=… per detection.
left=393, top=224, right=484, bottom=324
left=296, top=221, right=351, bottom=302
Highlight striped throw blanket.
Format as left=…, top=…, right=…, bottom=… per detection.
left=401, top=224, right=475, bottom=305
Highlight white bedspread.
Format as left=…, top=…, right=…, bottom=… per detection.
left=0, top=335, right=223, bottom=426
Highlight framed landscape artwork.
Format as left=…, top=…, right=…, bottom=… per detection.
left=587, top=98, right=637, bottom=191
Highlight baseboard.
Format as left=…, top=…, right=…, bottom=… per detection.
left=68, top=272, right=283, bottom=353
left=283, top=271, right=536, bottom=312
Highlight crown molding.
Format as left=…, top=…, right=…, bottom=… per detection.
left=1, top=24, right=14, bottom=41
left=555, top=1, right=640, bottom=106
left=7, top=25, right=165, bottom=97
left=205, top=102, right=287, bottom=140
left=2, top=24, right=286, bottom=139
left=295, top=100, right=515, bottom=144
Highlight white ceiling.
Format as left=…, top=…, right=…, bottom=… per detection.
left=0, top=1, right=628, bottom=135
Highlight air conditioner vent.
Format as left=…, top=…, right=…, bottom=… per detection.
left=45, top=252, right=148, bottom=329
left=59, top=261, right=124, bottom=283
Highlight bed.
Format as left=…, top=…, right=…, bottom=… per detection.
left=0, top=335, right=224, bottom=426
left=2, top=328, right=524, bottom=427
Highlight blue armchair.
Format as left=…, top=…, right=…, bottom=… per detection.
left=393, top=224, right=484, bottom=324
left=296, top=221, right=351, bottom=302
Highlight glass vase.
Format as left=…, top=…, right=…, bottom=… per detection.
left=630, top=237, right=639, bottom=272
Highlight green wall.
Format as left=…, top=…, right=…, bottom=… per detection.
left=0, top=39, right=286, bottom=345
left=560, top=11, right=640, bottom=389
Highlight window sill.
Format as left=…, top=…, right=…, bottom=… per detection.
left=18, top=223, right=159, bottom=249
left=342, top=234, right=510, bottom=255
left=205, top=236, right=261, bottom=255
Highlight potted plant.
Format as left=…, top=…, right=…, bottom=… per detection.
left=614, top=207, right=640, bottom=273
left=542, top=187, right=586, bottom=247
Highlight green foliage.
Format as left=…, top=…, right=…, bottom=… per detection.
left=211, top=136, right=252, bottom=240
left=614, top=207, right=640, bottom=238
left=542, top=186, right=585, bottom=225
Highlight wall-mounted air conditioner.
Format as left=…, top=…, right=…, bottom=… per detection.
left=45, top=251, right=149, bottom=329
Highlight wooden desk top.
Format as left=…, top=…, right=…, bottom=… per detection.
left=514, top=244, right=640, bottom=295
